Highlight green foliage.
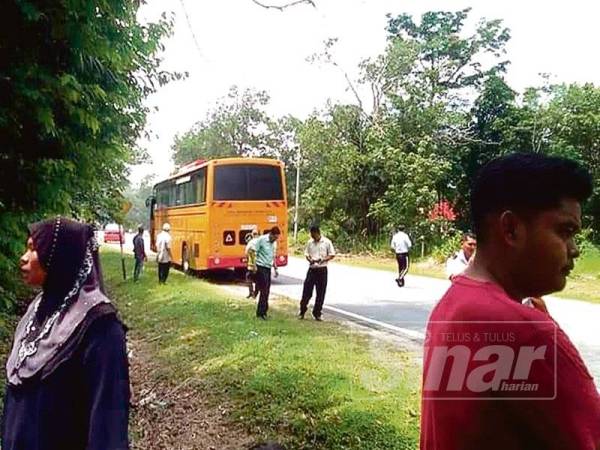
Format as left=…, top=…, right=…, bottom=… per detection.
left=171, top=86, right=278, bottom=165
left=0, top=0, right=176, bottom=310
left=292, top=9, right=511, bottom=248
left=123, top=175, right=155, bottom=230
left=430, top=232, right=463, bottom=263
left=169, top=7, right=600, bottom=256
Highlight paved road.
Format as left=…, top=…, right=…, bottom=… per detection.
left=271, top=256, right=600, bottom=386
left=107, top=234, right=600, bottom=386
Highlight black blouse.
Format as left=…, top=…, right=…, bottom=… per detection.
left=2, top=310, right=130, bottom=450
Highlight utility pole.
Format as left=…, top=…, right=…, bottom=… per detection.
left=293, top=146, right=301, bottom=242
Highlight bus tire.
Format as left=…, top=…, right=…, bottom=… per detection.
left=182, top=243, right=190, bottom=274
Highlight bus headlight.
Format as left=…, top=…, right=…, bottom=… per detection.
left=279, top=255, right=285, bottom=262
left=214, top=257, right=221, bottom=265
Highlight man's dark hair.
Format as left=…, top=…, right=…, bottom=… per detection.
left=309, top=225, right=320, bottom=234
left=270, top=226, right=281, bottom=235
left=462, top=232, right=476, bottom=241
left=138, top=226, right=144, bottom=234
left=471, top=152, right=593, bottom=242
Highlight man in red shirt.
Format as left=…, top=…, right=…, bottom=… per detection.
left=421, top=153, right=600, bottom=449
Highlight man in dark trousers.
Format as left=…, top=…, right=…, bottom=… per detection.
left=254, top=226, right=281, bottom=320
left=132, top=225, right=147, bottom=282
left=390, top=225, right=412, bottom=287
left=299, top=225, right=336, bottom=321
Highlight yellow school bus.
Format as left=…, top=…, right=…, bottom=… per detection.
left=148, top=158, right=288, bottom=272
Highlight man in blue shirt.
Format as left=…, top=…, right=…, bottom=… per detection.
left=254, top=226, right=281, bottom=320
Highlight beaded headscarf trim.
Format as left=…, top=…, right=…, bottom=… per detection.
left=13, top=221, right=99, bottom=372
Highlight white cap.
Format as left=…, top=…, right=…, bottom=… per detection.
left=162, top=223, right=171, bottom=232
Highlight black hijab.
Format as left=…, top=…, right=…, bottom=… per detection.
left=28, top=217, right=104, bottom=320
left=6, top=217, right=115, bottom=385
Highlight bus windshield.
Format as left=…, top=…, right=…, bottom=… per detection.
left=214, top=164, right=283, bottom=201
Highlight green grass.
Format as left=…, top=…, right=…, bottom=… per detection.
left=333, top=254, right=447, bottom=280
left=560, top=247, right=600, bottom=303
left=102, top=250, right=421, bottom=449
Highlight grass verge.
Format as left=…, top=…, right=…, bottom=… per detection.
left=102, top=250, right=421, bottom=450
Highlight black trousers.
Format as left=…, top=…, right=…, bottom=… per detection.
left=300, top=267, right=328, bottom=318
left=255, top=266, right=272, bottom=317
left=395, top=252, right=409, bottom=280
left=134, top=257, right=144, bottom=281
left=158, top=262, right=170, bottom=283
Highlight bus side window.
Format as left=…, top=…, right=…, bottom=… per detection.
left=169, top=184, right=177, bottom=207
left=182, top=181, right=194, bottom=205
left=194, top=168, right=207, bottom=204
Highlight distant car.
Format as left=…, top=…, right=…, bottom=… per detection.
left=103, top=223, right=124, bottom=243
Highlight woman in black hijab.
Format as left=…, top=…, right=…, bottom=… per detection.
left=2, top=217, right=130, bottom=450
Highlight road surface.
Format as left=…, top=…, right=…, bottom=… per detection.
left=271, top=256, right=600, bottom=386
left=106, top=234, right=600, bottom=386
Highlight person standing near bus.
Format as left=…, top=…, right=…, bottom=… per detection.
left=156, top=223, right=172, bottom=284
left=245, top=230, right=260, bottom=298
left=254, top=227, right=281, bottom=320
left=390, top=225, right=412, bottom=287
left=133, top=226, right=147, bottom=282
left=299, top=225, right=335, bottom=321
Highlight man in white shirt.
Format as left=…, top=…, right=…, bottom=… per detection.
left=445, top=232, right=476, bottom=280
left=299, top=225, right=336, bottom=321
left=390, top=225, right=412, bottom=287
left=156, top=222, right=172, bottom=284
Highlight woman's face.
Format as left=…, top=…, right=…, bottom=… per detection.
left=20, top=237, right=47, bottom=286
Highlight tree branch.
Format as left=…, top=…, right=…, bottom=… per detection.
left=251, top=0, right=316, bottom=11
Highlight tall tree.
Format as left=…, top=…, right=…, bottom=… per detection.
left=0, top=0, right=175, bottom=308
left=171, top=86, right=278, bottom=166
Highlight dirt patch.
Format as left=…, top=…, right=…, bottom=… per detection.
left=128, top=336, right=255, bottom=450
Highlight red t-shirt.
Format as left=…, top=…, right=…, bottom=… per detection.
left=421, top=275, right=600, bottom=450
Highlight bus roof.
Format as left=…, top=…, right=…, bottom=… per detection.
left=154, top=157, right=284, bottom=187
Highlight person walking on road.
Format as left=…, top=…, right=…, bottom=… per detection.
left=421, top=153, right=600, bottom=450
left=133, top=226, right=147, bottom=282
left=254, top=227, right=281, bottom=320
left=390, top=225, right=412, bottom=287
left=445, top=232, right=476, bottom=280
left=245, top=230, right=260, bottom=298
left=156, top=223, right=172, bottom=284
left=299, top=225, right=336, bottom=321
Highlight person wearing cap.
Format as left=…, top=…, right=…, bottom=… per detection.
left=156, top=223, right=172, bottom=284
left=254, top=226, right=281, bottom=320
